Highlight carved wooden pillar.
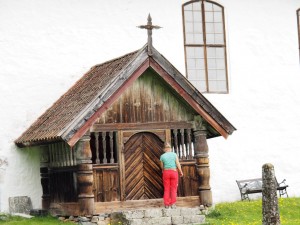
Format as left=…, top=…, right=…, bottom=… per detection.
left=40, top=145, right=50, bottom=209
left=76, top=132, right=94, bottom=215
left=194, top=121, right=212, bottom=206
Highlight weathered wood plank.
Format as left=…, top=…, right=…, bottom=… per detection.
left=91, top=121, right=194, bottom=132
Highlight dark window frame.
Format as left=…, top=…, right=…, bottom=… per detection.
left=182, top=0, right=229, bottom=93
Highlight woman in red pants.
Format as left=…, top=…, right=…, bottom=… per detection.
left=160, top=142, right=183, bottom=209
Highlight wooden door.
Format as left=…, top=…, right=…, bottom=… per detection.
left=93, top=165, right=120, bottom=202
left=124, top=132, right=164, bottom=200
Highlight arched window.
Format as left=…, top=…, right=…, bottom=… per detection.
left=297, top=9, right=300, bottom=59
left=182, top=0, right=228, bottom=93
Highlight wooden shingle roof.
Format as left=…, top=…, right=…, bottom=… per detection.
left=15, top=44, right=236, bottom=147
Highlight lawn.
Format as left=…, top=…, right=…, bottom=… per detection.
left=204, top=197, right=300, bottom=225
left=0, top=197, right=299, bottom=224
left=0, top=214, right=74, bottom=225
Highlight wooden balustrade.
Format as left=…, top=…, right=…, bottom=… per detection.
left=171, top=128, right=194, bottom=160
left=90, top=131, right=117, bottom=165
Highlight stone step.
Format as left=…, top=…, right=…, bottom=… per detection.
left=68, top=206, right=208, bottom=225
left=110, top=207, right=207, bottom=225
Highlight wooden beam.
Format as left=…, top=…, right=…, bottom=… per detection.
left=91, top=121, right=194, bottom=132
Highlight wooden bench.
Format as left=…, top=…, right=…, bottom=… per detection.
left=236, top=178, right=289, bottom=201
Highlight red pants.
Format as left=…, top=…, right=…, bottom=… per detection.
left=162, top=170, right=178, bottom=206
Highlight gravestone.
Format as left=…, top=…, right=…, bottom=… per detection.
left=8, top=196, right=32, bottom=214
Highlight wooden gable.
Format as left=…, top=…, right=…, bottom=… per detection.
left=95, top=68, right=197, bottom=125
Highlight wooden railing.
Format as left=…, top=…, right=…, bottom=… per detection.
left=90, top=131, right=117, bottom=164
left=171, top=128, right=195, bottom=160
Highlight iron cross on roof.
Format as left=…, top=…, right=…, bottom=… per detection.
left=137, top=14, right=162, bottom=56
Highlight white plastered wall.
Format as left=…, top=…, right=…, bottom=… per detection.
left=0, top=0, right=299, bottom=211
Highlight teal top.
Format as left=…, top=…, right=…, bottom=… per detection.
left=160, top=152, right=177, bottom=169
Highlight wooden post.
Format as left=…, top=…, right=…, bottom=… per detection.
left=40, top=145, right=50, bottom=209
left=193, top=117, right=212, bottom=206
left=262, top=163, right=280, bottom=225
left=76, top=132, right=94, bottom=215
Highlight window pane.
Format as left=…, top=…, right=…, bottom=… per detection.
left=194, top=12, right=202, bottom=22
left=214, top=12, right=223, bottom=23
left=206, top=33, right=215, bottom=44
left=206, top=22, right=214, bottom=33
left=191, top=80, right=207, bottom=92
left=188, top=69, right=206, bottom=80
left=196, top=59, right=205, bottom=69
left=185, top=22, right=193, bottom=33
left=187, top=59, right=196, bottom=69
left=215, top=23, right=223, bottom=33
left=194, top=22, right=203, bottom=33
left=186, top=47, right=195, bottom=58
left=186, top=33, right=194, bottom=44
left=194, top=33, right=203, bottom=44
left=209, top=80, right=227, bottom=92
left=204, top=2, right=213, bottom=11
left=188, top=69, right=197, bottom=79
left=195, top=47, right=204, bottom=58
left=207, top=48, right=215, bottom=58
left=216, top=48, right=225, bottom=58
left=192, top=2, right=201, bottom=11
left=197, top=69, right=206, bottom=80
left=216, top=59, right=225, bottom=69
left=207, top=58, right=216, bottom=69
left=213, top=4, right=222, bottom=12
left=185, top=10, right=193, bottom=22
left=215, top=34, right=224, bottom=44
left=217, top=70, right=226, bottom=80
left=208, top=70, right=217, bottom=80
left=205, top=12, right=214, bottom=22
left=184, top=3, right=192, bottom=10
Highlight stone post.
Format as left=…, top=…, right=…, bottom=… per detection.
left=262, top=163, right=280, bottom=225
left=40, top=145, right=50, bottom=209
left=193, top=117, right=212, bottom=206
left=76, top=132, right=94, bottom=215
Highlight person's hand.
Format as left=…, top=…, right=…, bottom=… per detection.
left=180, top=171, right=183, bottom=177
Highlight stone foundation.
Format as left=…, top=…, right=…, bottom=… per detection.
left=59, top=207, right=207, bottom=225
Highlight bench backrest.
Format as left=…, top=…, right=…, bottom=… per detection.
left=236, top=178, right=263, bottom=191
left=236, top=177, right=284, bottom=191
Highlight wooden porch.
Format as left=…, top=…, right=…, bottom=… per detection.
left=42, top=124, right=207, bottom=216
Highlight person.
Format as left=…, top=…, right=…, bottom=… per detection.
left=160, top=142, right=183, bottom=209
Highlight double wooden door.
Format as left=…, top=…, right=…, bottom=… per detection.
left=124, top=132, right=164, bottom=200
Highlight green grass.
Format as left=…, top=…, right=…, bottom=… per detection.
left=204, top=197, right=300, bottom=225
left=0, top=214, right=74, bottom=225
left=0, top=198, right=299, bottom=224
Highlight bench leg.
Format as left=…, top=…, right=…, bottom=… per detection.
left=278, top=189, right=288, bottom=198
left=241, top=193, right=250, bottom=201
